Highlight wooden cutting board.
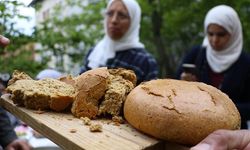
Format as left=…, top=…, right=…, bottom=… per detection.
left=0, top=94, right=166, bottom=150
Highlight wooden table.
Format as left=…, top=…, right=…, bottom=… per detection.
left=1, top=94, right=167, bottom=150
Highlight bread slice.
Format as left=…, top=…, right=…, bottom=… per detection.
left=6, top=77, right=75, bottom=112
left=71, top=67, right=109, bottom=118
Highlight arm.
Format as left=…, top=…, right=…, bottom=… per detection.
left=0, top=35, right=30, bottom=150
left=0, top=35, right=17, bottom=147
left=0, top=107, right=17, bottom=148
left=175, top=46, right=202, bottom=80
left=235, top=68, right=250, bottom=123
left=143, top=53, right=159, bottom=82
left=107, top=48, right=158, bottom=84
left=223, top=53, right=250, bottom=126
left=130, top=49, right=158, bottom=84
left=0, top=108, right=31, bottom=150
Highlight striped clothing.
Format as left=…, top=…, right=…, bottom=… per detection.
left=80, top=48, right=158, bottom=84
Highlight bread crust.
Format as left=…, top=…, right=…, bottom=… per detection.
left=124, top=79, right=241, bottom=146
left=71, top=67, right=109, bottom=118
left=7, top=70, right=33, bottom=86
left=7, top=78, right=75, bottom=111
left=71, top=67, right=136, bottom=119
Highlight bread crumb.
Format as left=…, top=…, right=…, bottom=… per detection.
left=70, top=129, right=77, bottom=133
left=80, top=117, right=91, bottom=125
left=33, top=110, right=46, bottom=114
left=113, top=122, right=120, bottom=126
left=106, top=120, right=112, bottom=125
left=89, top=124, right=102, bottom=132
left=112, top=116, right=124, bottom=124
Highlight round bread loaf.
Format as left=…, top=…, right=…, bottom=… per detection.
left=124, top=79, right=241, bottom=146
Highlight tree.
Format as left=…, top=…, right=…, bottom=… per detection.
left=0, top=0, right=44, bottom=77
left=34, top=0, right=250, bottom=78
left=138, top=0, right=250, bottom=78
left=35, top=0, right=106, bottom=74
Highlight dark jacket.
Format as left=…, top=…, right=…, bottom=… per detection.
left=0, top=107, right=17, bottom=148
left=176, top=45, right=250, bottom=129
left=80, top=48, right=159, bottom=85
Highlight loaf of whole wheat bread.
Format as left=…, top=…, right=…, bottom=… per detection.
left=124, top=79, right=241, bottom=146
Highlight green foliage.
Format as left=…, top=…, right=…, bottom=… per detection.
left=35, top=0, right=106, bottom=73
left=138, top=0, right=250, bottom=77
left=34, top=0, right=250, bottom=77
left=0, top=1, right=44, bottom=77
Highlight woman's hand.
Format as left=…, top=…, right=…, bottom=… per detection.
left=5, top=139, right=31, bottom=150
left=180, top=72, right=198, bottom=81
left=190, top=129, right=250, bottom=150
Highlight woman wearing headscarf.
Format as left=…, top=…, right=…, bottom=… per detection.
left=176, top=5, right=250, bottom=129
left=80, top=0, right=158, bottom=85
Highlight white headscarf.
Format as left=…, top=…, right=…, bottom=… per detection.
left=88, top=0, right=144, bottom=69
left=202, top=5, right=243, bottom=73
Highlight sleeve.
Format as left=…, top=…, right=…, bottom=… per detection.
left=175, top=45, right=202, bottom=79
left=133, top=49, right=159, bottom=84
left=236, top=103, right=250, bottom=121
left=144, top=55, right=159, bottom=82
left=235, top=83, right=250, bottom=129
left=0, top=107, right=17, bottom=148
left=236, top=64, right=250, bottom=122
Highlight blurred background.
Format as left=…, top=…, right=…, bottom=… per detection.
left=1, top=0, right=250, bottom=78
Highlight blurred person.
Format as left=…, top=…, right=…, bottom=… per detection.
left=0, top=35, right=30, bottom=150
left=0, top=107, right=30, bottom=150
left=0, top=72, right=22, bottom=128
left=80, top=0, right=158, bottom=85
left=0, top=73, right=10, bottom=95
left=176, top=5, right=250, bottom=129
left=36, top=68, right=63, bottom=80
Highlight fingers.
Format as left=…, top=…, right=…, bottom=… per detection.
left=5, top=139, right=31, bottom=150
left=0, top=35, right=10, bottom=47
left=190, top=129, right=250, bottom=150
left=180, top=72, right=197, bottom=81
left=227, top=130, right=250, bottom=150
left=18, top=141, right=31, bottom=150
